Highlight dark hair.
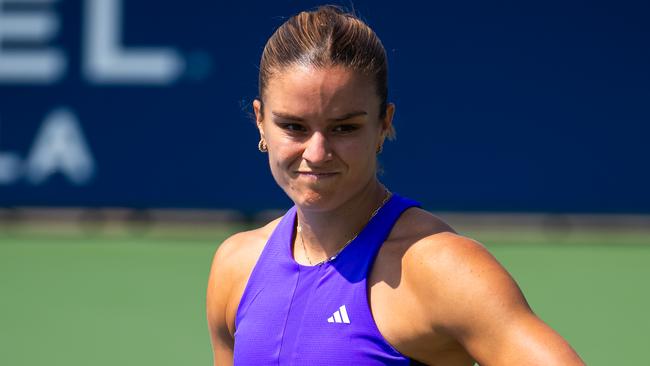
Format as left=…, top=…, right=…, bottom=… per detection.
left=258, top=5, right=393, bottom=136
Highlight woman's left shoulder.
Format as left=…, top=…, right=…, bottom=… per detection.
left=390, top=208, right=524, bottom=320
left=381, top=209, right=516, bottom=331
left=390, top=207, right=503, bottom=290
left=391, top=206, right=456, bottom=242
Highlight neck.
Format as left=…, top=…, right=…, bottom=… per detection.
left=294, top=179, right=389, bottom=264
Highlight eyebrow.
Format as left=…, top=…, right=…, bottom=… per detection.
left=271, top=111, right=368, bottom=122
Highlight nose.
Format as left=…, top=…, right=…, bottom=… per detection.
left=302, top=132, right=332, bottom=164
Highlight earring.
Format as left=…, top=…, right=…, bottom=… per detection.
left=376, top=144, right=383, bottom=154
left=258, top=138, right=268, bottom=152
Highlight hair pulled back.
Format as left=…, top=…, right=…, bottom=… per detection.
left=259, top=5, right=390, bottom=122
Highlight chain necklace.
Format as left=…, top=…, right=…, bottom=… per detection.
left=297, top=188, right=393, bottom=266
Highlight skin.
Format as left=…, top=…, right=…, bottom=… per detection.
left=206, top=65, right=586, bottom=365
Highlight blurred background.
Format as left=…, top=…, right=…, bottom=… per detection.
left=0, top=0, right=648, bottom=365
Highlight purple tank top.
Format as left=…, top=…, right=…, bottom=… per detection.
left=233, top=194, right=426, bottom=365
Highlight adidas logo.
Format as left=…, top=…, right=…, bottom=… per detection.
left=327, top=305, right=350, bottom=324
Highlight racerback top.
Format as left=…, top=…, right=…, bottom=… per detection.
left=233, top=193, right=425, bottom=365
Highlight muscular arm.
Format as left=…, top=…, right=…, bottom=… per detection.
left=206, top=226, right=273, bottom=366
left=411, top=234, right=585, bottom=365
left=206, top=240, right=235, bottom=366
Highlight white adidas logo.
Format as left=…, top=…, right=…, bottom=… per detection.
left=327, top=305, right=350, bottom=324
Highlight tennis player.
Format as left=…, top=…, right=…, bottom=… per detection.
left=207, top=5, right=585, bottom=365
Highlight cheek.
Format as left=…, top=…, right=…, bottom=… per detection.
left=266, top=141, right=300, bottom=184
left=267, top=150, right=286, bottom=176
left=342, top=134, right=378, bottom=164
left=265, top=152, right=290, bottom=192
left=268, top=140, right=299, bottom=167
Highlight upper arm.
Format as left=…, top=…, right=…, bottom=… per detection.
left=206, top=236, right=239, bottom=366
left=412, top=234, right=585, bottom=365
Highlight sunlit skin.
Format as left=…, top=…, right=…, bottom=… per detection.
left=253, top=65, right=394, bottom=258
left=206, top=65, right=586, bottom=365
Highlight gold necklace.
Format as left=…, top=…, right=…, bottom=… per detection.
left=297, top=189, right=393, bottom=266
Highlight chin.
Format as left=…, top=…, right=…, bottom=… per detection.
left=289, top=187, right=339, bottom=211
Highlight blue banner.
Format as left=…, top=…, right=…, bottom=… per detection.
left=1, top=0, right=648, bottom=213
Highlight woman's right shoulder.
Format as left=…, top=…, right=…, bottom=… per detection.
left=207, top=216, right=284, bottom=336
left=210, top=216, right=283, bottom=282
left=207, top=217, right=285, bottom=348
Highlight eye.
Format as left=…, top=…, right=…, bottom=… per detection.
left=332, top=124, right=360, bottom=133
left=279, top=123, right=307, bottom=132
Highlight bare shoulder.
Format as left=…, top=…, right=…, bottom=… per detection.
left=389, top=206, right=457, bottom=242
left=398, top=217, right=524, bottom=313
left=378, top=208, right=585, bottom=364
left=392, top=214, right=585, bottom=364
left=210, top=218, right=280, bottom=278
left=206, top=216, right=283, bottom=339
left=383, top=206, right=491, bottom=268
left=389, top=208, right=528, bottom=328
left=390, top=207, right=506, bottom=286
left=208, top=215, right=284, bottom=295
left=370, top=208, right=491, bottom=363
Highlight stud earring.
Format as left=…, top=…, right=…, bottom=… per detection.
left=376, top=144, right=383, bottom=154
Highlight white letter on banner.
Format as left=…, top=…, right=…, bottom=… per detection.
left=25, top=108, right=96, bottom=185
left=0, top=0, right=65, bottom=84
left=0, top=152, right=21, bottom=184
left=83, top=0, right=185, bottom=84
left=0, top=117, right=22, bottom=184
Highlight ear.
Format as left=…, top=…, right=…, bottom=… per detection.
left=253, top=99, right=265, bottom=137
left=380, top=102, right=396, bottom=142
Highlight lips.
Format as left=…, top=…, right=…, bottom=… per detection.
left=297, top=172, right=337, bottom=175
left=295, top=171, right=339, bottom=178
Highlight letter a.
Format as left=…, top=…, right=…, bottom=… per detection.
left=26, top=108, right=96, bottom=185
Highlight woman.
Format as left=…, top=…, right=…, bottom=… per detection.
left=207, top=6, right=585, bottom=365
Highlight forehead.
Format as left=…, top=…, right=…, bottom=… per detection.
left=263, top=65, right=378, bottom=117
